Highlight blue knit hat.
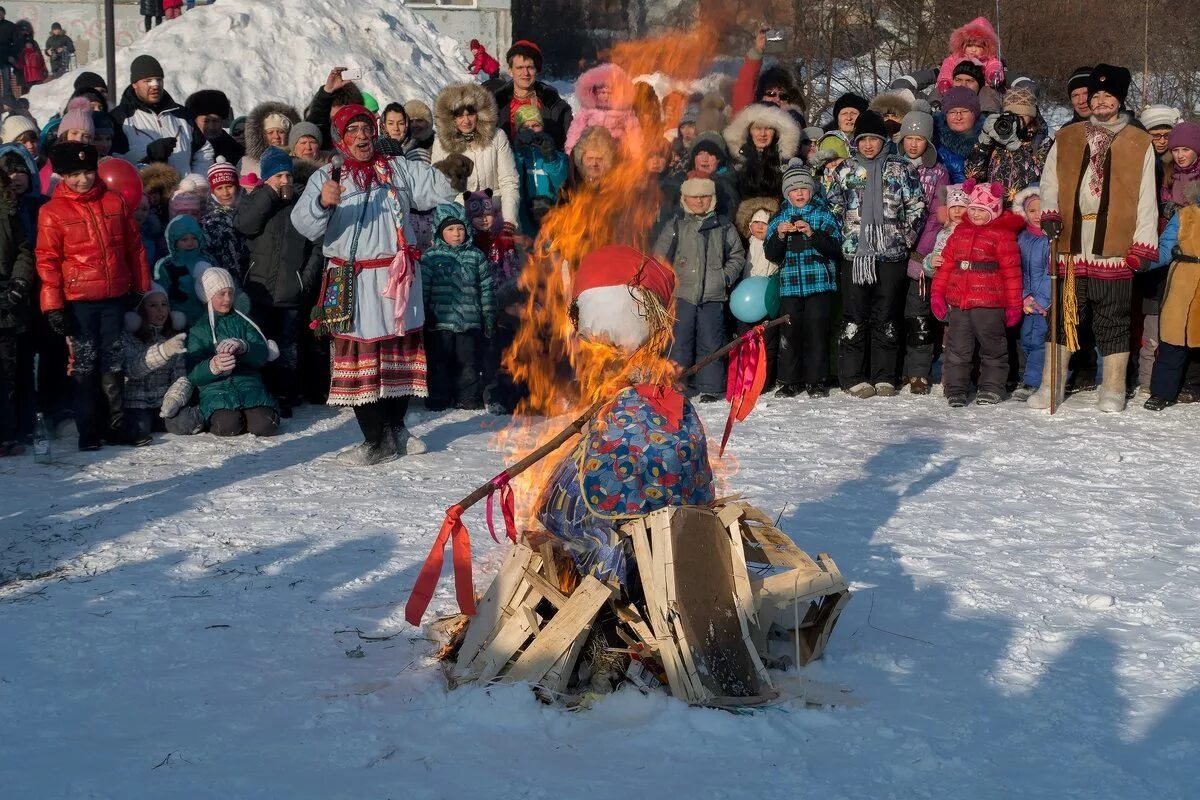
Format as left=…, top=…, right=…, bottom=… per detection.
left=259, top=146, right=292, bottom=181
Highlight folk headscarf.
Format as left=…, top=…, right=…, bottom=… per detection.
left=331, top=104, right=389, bottom=192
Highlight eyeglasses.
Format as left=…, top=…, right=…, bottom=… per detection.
left=345, top=122, right=373, bottom=136
left=763, top=89, right=790, bottom=101
left=1150, top=132, right=1171, bottom=140
left=946, top=109, right=974, bottom=117
left=452, top=106, right=477, bottom=118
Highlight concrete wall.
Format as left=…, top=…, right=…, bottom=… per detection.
left=409, top=0, right=512, bottom=69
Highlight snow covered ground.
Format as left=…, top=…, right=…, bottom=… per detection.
left=2, top=393, right=1198, bottom=798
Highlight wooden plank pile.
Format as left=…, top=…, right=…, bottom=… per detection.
left=438, top=501, right=850, bottom=709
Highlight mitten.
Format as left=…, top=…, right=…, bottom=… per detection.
left=159, top=332, right=187, bottom=358
left=0, top=277, right=28, bottom=310
left=160, top=377, right=193, bottom=418
left=209, top=352, right=236, bottom=375
left=47, top=309, right=72, bottom=337
left=1005, top=306, right=1022, bottom=328
left=1041, top=215, right=1062, bottom=240
left=216, top=338, right=247, bottom=355
left=537, top=135, right=556, bottom=160
left=931, top=290, right=948, bottom=322
left=144, top=136, right=178, bottom=163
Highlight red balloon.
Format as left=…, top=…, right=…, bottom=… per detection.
left=97, top=157, right=143, bottom=210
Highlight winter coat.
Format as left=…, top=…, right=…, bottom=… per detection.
left=469, top=46, right=500, bottom=77
left=473, top=229, right=520, bottom=287
left=140, top=0, right=164, bottom=16
left=187, top=308, right=275, bottom=419
left=431, top=83, right=521, bottom=225
left=933, top=211, right=1023, bottom=312
left=201, top=195, right=250, bottom=281
left=162, top=0, right=183, bottom=11
left=140, top=213, right=168, bottom=273
left=0, top=143, right=43, bottom=243
left=0, top=20, right=14, bottom=64
left=17, top=41, right=47, bottom=85
left=826, top=155, right=927, bottom=262
left=512, top=132, right=568, bottom=235
left=764, top=196, right=843, bottom=298
left=122, top=327, right=187, bottom=409
left=234, top=184, right=322, bottom=310
left=936, top=17, right=1005, bottom=94
left=653, top=207, right=747, bottom=305
left=110, top=86, right=214, bottom=177
left=1019, top=228, right=1052, bottom=311
left=564, top=64, right=642, bottom=155
left=724, top=104, right=801, bottom=200
left=912, top=156, right=950, bottom=257
left=154, top=215, right=213, bottom=325
left=0, top=192, right=34, bottom=332
left=934, top=113, right=983, bottom=184
left=965, top=122, right=1053, bottom=200
left=420, top=205, right=495, bottom=334
left=239, top=101, right=301, bottom=178
left=493, top=80, right=574, bottom=151
left=35, top=182, right=150, bottom=312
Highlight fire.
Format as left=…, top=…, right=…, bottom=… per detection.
left=496, top=16, right=735, bottom=523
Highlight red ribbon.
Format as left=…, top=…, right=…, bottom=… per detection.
left=720, top=324, right=767, bottom=456
left=404, top=504, right=476, bottom=626
left=486, top=471, right=518, bottom=544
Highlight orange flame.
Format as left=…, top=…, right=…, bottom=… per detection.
left=496, top=17, right=735, bottom=522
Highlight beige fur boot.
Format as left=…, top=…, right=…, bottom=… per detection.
left=1027, top=344, right=1069, bottom=410
left=1096, top=352, right=1130, bottom=412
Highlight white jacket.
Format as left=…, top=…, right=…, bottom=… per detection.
left=431, top=129, right=520, bottom=225
left=113, top=93, right=213, bottom=177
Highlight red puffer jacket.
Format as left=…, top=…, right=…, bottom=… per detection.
left=35, top=181, right=150, bottom=312
left=932, top=212, right=1023, bottom=312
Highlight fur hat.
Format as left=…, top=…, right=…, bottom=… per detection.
left=1088, top=64, right=1132, bottom=106
left=681, top=170, right=716, bottom=198
left=944, top=182, right=970, bottom=208
left=1139, top=104, right=1183, bottom=132
left=185, top=89, right=233, bottom=121
left=1012, top=184, right=1041, bottom=219
left=735, top=197, right=780, bottom=239
left=724, top=103, right=801, bottom=163
left=506, top=39, right=544, bottom=72
left=897, top=110, right=934, bottom=143
left=288, top=121, right=322, bottom=149
left=49, top=141, right=98, bottom=174
left=1002, top=85, right=1038, bottom=118
left=207, top=157, right=237, bottom=192
left=140, top=162, right=181, bottom=200
left=852, top=110, right=888, bottom=143
left=571, top=125, right=617, bottom=173
left=869, top=91, right=912, bottom=121
left=782, top=157, right=815, bottom=197
left=948, top=16, right=1000, bottom=59
left=1, top=113, right=37, bottom=143
left=404, top=100, right=433, bottom=125
left=941, top=87, right=981, bottom=117
left=259, top=147, right=293, bottom=181
left=434, top=82, right=498, bottom=155
left=59, top=97, right=94, bottom=138
left=964, top=178, right=1003, bottom=222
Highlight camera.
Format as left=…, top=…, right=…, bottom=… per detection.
left=991, top=112, right=1026, bottom=147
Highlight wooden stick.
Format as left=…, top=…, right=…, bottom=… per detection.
left=1049, top=236, right=1060, bottom=416
left=453, top=315, right=791, bottom=513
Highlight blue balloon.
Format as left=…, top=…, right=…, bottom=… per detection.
left=730, top=276, right=780, bottom=323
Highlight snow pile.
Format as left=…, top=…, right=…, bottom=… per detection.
left=26, top=0, right=470, bottom=125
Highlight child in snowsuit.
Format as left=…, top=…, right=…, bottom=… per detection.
left=1011, top=185, right=1051, bottom=401
left=564, top=63, right=642, bottom=155
left=931, top=180, right=1023, bottom=406
left=200, top=157, right=249, bottom=281
left=653, top=171, right=747, bottom=401
left=764, top=161, right=844, bottom=398
left=153, top=214, right=213, bottom=326
left=0, top=170, right=34, bottom=455
left=35, top=142, right=150, bottom=450
left=511, top=105, right=568, bottom=236
left=122, top=283, right=203, bottom=444
left=420, top=203, right=495, bottom=411
left=936, top=16, right=1005, bottom=95
left=186, top=268, right=279, bottom=437
left=468, top=39, right=500, bottom=81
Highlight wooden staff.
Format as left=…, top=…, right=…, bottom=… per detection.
left=1049, top=235, right=1060, bottom=415
left=453, top=314, right=792, bottom=513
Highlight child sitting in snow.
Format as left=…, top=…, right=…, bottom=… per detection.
left=511, top=106, right=568, bottom=236
left=564, top=63, right=643, bottom=155
left=420, top=204, right=496, bottom=411
left=122, top=283, right=203, bottom=445
left=931, top=180, right=1023, bottom=407
left=186, top=268, right=279, bottom=437
left=1011, top=185, right=1051, bottom=402
left=466, top=190, right=520, bottom=288
left=936, top=16, right=1005, bottom=95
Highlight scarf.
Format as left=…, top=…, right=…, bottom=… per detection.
left=1084, top=123, right=1117, bottom=198
left=1170, top=160, right=1200, bottom=207
left=853, top=153, right=887, bottom=285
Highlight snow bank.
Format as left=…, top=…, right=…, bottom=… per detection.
left=25, top=0, right=470, bottom=125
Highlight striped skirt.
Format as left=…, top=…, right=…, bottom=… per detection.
left=327, top=333, right=427, bottom=406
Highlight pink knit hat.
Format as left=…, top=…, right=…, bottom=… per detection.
left=59, top=97, right=95, bottom=139
left=944, top=182, right=970, bottom=208
left=964, top=178, right=1003, bottom=222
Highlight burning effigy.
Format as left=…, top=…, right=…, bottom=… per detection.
left=403, top=22, right=849, bottom=709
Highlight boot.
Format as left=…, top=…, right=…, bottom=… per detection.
left=1096, top=353, right=1129, bottom=412
left=1027, top=345, right=1069, bottom=410
left=71, top=373, right=101, bottom=450
left=99, top=372, right=127, bottom=444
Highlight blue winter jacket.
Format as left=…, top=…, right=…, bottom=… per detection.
left=1019, top=228, right=1051, bottom=310
left=513, top=139, right=568, bottom=235
left=934, top=113, right=983, bottom=184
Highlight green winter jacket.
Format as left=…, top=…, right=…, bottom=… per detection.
left=652, top=209, right=747, bottom=305
left=420, top=204, right=496, bottom=335
left=186, top=308, right=277, bottom=420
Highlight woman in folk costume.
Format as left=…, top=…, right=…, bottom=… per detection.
left=292, top=104, right=458, bottom=465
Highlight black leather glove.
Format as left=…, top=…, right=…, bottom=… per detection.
left=1041, top=217, right=1063, bottom=241
left=144, top=136, right=178, bottom=164
left=0, top=278, right=28, bottom=310
left=47, top=309, right=72, bottom=337
left=536, top=134, right=556, bottom=160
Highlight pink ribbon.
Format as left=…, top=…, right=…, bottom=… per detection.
left=485, top=470, right=517, bottom=544
left=721, top=325, right=767, bottom=456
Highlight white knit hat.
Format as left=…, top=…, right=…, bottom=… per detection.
left=1, top=113, right=37, bottom=143
left=200, top=267, right=280, bottom=362
left=1139, top=104, right=1183, bottom=131
left=263, top=112, right=293, bottom=133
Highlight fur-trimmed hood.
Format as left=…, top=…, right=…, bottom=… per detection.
left=735, top=196, right=780, bottom=239
left=724, top=103, right=801, bottom=163
left=139, top=162, right=181, bottom=200
left=434, top=82, right=499, bottom=155
left=869, top=91, right=913, bottom=121
left=571, top=125, right=617, bottom=172
left=948, top=16, right=1000, bottom=60
left=575, top=63, right=636, bottom=111
left=245, top=101, right=301, bottom=161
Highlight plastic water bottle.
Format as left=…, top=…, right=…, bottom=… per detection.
left=33, top=413, right=51, bottom=464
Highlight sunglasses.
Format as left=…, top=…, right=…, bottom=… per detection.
left=762, top=89, right=790, bottom=101
left=452, top=106, right=477, bottom=118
